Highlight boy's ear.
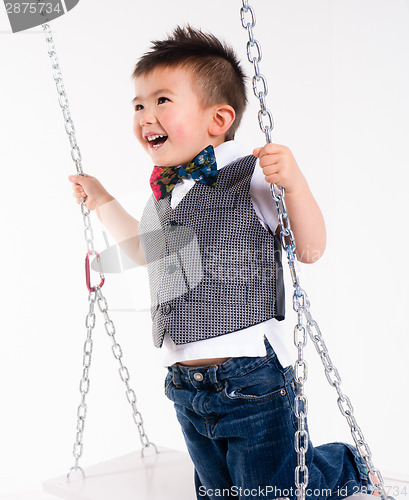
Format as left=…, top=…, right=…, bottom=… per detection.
left=208, top=105, right=236, bottom=137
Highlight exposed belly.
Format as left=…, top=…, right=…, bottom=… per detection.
left=178, top=357, right=230, bottom=367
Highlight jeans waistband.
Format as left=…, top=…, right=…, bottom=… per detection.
left=167, top=337, right=290, bottom=390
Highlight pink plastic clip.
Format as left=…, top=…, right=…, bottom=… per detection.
left=85, top=250, right=105, bottom=292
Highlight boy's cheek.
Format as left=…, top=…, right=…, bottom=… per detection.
left=132, top=123, right=145, bottom=146
left=170, top=118, right=194, bottom=142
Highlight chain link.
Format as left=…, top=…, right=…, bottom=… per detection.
left=68, top=291, right=96, bottom=476
left=95, top=286, right=154, bottom=449
left=41, top=23, right=156, bottom=477
left=292, top=288, right=310, bottom=500
left=239, top=3, right=393, bottom=500
left=240, top=0, right=274, bottom=144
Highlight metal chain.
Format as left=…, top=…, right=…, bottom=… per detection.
left=68, top=291, right=96, bottom=476
left=41, top=23, right=156, bottom=477
left=239, top=3, right=393, bottom=500
left=240, top=3, right=307, bottom=498
left=240, top=0, right=274, bottom=144
left=306, top=314, right=390, bottom=498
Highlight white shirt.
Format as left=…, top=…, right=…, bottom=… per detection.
left=162, top=141, right=293, bottom=368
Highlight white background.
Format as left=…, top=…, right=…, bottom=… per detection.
left=0, top=0, right=408, bottom=496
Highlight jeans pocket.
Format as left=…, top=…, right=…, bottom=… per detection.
left=223, top=382, right=288, bottom=403
left=222, top=362, right=289, bottom=403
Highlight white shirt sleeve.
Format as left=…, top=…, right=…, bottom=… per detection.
left=249, top=158, right=279, bottom=234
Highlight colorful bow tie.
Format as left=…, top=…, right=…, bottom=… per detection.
left=149, top=145, right=217, bottom=201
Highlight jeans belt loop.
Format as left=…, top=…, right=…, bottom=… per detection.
left=209, top=365, right=222, bottom=390
left=172, top=365, right=182, bottom=388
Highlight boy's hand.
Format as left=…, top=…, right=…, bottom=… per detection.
left=68, top=174, right=114, bottom=211
left=253, top=144, right=306, bottom=194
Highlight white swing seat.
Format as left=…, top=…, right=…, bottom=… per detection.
left=43, top=447, right=195, bottom=500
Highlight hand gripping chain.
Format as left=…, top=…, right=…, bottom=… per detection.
left=239, top=2, right=393, bottom=499
left=41, top=23, right=156, bottom=478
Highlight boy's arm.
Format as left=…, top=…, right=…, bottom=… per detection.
left=253, top=144, right=326, bottom=264
left=68, top=174, right=146, bottom=266
left=278, top=181, right=326, bottom=264
left=96, top=196, right=146, bottom=267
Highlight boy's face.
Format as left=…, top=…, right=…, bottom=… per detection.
left=132, top=66, right=221, bottom=167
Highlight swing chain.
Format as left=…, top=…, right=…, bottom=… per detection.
left=305, top=314, right=389, bottom=498
left=271, top=168, right=391, bottom=500
left=70, top=291, right=96, bottom=475
left=240, top=3, right=393, bottom=500
left=41, top=23, right=156, bottom=474
left=42, top=23, right=95, bottom=256
left=293, top=289, right=309, bottom=499
left=95, top=286, right=154, bottom=452
left=240, top=3, right=307, bottom=499
left=240, top=0, right=274, bottom=144
left=42, top=23, right=84, bottom=177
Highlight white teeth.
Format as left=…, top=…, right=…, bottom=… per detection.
left=146, top=134, right=166, bottom=142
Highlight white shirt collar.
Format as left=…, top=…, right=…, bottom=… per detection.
left=214, top=140, right=247, bottom=171
left=170, top=140, right=247, bottom=209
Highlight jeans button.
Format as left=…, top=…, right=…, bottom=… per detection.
left=163, top=304, right=172, bottom=314
left=167, top=264, right=177, bottom=274
left=193, top=372, right=204, bottom=382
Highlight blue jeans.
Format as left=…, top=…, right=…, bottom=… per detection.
left=165, top=339, right=372, bottom=499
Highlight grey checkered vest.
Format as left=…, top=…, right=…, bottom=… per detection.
left=139, top=154, right=285, bottom=348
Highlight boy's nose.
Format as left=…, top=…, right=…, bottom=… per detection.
left=140, top=108, right=157, bottom=126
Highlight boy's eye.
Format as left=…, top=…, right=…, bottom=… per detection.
left=157, top=97, right=169, bottom=105
left=134, top=104, right=143, bottom=111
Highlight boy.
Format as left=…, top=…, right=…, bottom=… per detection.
left=68, top=26, right=373, bottom=499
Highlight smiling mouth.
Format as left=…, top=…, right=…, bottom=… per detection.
left=146, top=134, right=168, bottom=149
